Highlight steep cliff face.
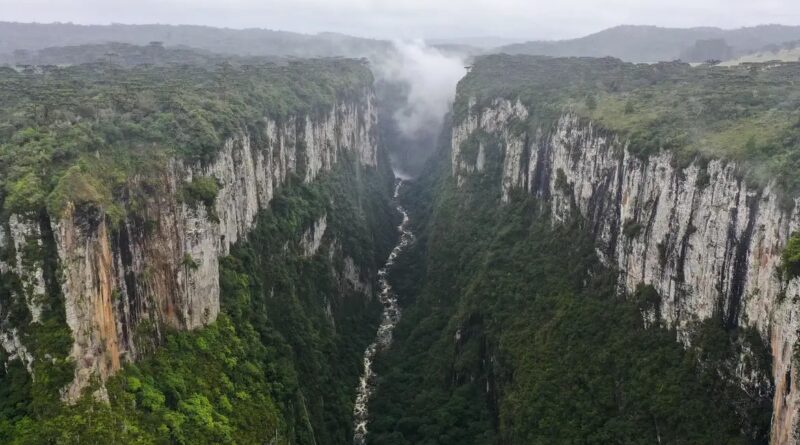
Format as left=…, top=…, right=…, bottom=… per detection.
left=0, top=214, right=49, bottom=372
left=1, top=93, right=378, bottom=401
left=452, top=98, right=800, bottom=443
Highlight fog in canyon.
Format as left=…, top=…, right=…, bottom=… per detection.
left=373, top=41, right=466, bottom=177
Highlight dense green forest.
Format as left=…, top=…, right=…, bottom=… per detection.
left=0, top=56, right=400, bottom=444
left=0, top=155, right=397, bottom=444
left=457, top=55, right=800, bottom=194
left=4, top=41, right=259, bottom=67
left=0, top=59, right=372, bottom=218
left=367, top=113, right=773, bottom=444
left=1, top=43, right=794, bottom=445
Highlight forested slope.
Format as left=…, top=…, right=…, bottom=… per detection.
left=369, top=56, right=800, bottom=444
left=0, top=57, right=397, bottom=443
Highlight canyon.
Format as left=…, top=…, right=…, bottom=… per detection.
left=2, top=93, right=380, bottom=401
left=1, top=45, right=800, bottom=445
left=452, top=99, right=799, bottom=443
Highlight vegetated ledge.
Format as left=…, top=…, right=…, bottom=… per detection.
left=0, top=58, right=380, bottom=403
left=0, top=58, right=374, bottom=220
left=451, top=57, right=800, bottom=444
left=456, top=54, right=800, bottom=200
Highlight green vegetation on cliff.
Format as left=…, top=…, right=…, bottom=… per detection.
left=457, top=55, right=800, bottom=194
left=368, top=121, right=772, bottom=444
left=0, top=53, right=394, bottom=444
left=0, top=156, right=397, bottom=444
left=0, top=212, right=74, bottom=433
left=781, top=233, right=800, bottom=281
left=0, top=58, right=372, bottom=217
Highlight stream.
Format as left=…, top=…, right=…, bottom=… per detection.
left=352, top=180, right=414, bottom=445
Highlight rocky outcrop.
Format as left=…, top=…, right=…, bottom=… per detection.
left=0, top=329, right=34, bottom=372
left=57, top=205, right=122, bottom=401
left=453, top=99, right=800, bottom=444
left=7, top=214, right=46, bottom=324
left=0, top=215, right=46, bottom=372
left=301, top=214, right=328, bottom=258
left=1, top=91, right=379, bottom=401
left=328, top=237, right=374, bottom=301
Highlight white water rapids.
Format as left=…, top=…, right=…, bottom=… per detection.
left=352, top=180, right=414, bottom=444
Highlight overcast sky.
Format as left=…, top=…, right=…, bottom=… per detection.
left=2, top=0, right=800, bottom=40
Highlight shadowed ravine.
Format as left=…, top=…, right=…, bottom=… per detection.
left=352, top=180, right=414, bottom=444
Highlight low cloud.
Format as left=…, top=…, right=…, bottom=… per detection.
left=374, top=40, right=465, bottom=140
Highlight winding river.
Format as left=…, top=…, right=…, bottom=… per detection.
left=352, top=180, right=414, bottom=445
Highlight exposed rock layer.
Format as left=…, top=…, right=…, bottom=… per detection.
left=452, top=99, right=800, bottom=444
left=1, top=92, right=379, bottom=400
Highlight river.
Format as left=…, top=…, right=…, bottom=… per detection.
left=352, top=180, right=414, bottom=445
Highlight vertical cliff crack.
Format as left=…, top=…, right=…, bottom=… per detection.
left=607, top=154, right=626, bottom=258
left=530, top=131, right=552, bottom=201
left=37, top=210, right=63, bottom=316
left=725, top=192, right=760, bottom=329
left=521, top=131, right=531, bottom=193
left=296, top=116, right=309, bottom=180
left=113, top=222, right=139, bottom=352
left=641, top=194, right=661, bottom=283
left=585, top=155, right=617, bottom=253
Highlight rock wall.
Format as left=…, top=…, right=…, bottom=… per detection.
left=301, top=214, right=328, bottom=258
left=7, top=215, right=46, bottom=324
left=452, top=98, right=800, bottom=444
left=1, top=91, right=379, bottom=401
left=0, top=215, right=46, bottom=372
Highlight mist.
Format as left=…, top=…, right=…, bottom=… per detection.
left=372, top=40, right=466, bottom=177
left=375, top=40, right=466, bottom=139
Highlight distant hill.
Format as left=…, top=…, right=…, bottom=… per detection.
left=497, top=24, right=800, bottom=62
left=6, top=22, right=800, bottom=65
left=426, top=36, right=524, bottom=49
left=0, top=21, right=391, bottom=59
left=429, top=43, right=484, bottom=58
left=0, top=41, right=272, bottom=66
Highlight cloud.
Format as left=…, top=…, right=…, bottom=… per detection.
left=373, top=41, right=465, bottom=139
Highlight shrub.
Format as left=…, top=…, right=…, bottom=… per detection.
left=696, top=166, right=711, bottom=189
left=554, top=168, right=570, bottom=193
left=622, top=218, right=643, bottom=238
left=180, top=176, right=220, bottom=221
left=781, top=233, right=800, bottom=281
left=657, top=241, right=668, bottom=266
left=46, top=165, right=105, bottom=216
left=634, top=284, right=661, bottom=313
left=181, top=176, right=219, bottom=208
left=624, top=100, right=635, bottom=114
left=4, top=173, right=46, bottom=214
left=181, top=254, right=199, bottom=271
left=585, top=94, right=597, bottom=111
